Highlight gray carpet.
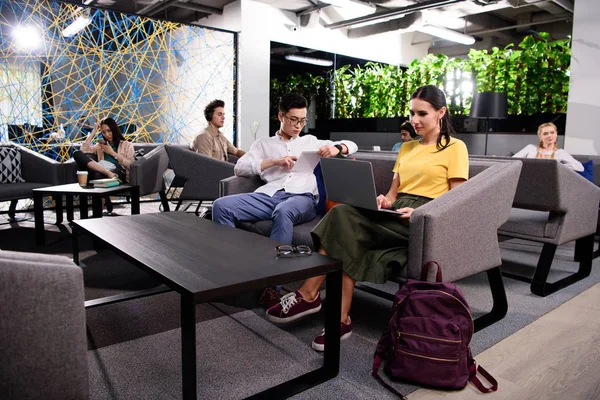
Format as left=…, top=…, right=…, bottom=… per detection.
left=1, top=202, right=599, bottom=399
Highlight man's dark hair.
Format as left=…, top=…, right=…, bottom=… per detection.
left=204, top=99, right=225, bottom=121
left=278, top=93, right=308, bottom=114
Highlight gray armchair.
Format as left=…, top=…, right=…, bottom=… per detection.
left=129, top=144, right=170, bottom=210
left=165, top=145, right=235, bottom=214
left=220, top=154, right=523, bottom=331
left=0, top=250, right=88, bottom=399
left=473, top=156, right=600, bottom=296
left=0, top=143, right=63, bottom=220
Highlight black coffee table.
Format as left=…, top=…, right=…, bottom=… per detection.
left=72, top=212, right=343, bottom=400
left=33, top=182, right=140, bottom=245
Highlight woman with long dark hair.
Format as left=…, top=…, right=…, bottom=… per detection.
left=265, top=85, right=470, bottom=351
left=73, top=117, right=135, bottom=182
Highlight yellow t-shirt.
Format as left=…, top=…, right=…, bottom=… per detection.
left=392, top=137, right=469, bottom=199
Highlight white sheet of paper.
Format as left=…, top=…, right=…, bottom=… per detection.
left=292, top=151, right=321, bottom=173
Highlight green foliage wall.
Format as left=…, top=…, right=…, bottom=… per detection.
left=270, top=33, right=571, bottom=119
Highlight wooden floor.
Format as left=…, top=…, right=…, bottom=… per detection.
left=409, top=282, right=600, bottom=400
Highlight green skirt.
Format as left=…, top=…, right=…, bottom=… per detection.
left=310, top=194, right=432, bottom=284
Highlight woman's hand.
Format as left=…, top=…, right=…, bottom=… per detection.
left=99, top=143, right=117, bottom=157
left=396, top=207, right=414, bottom=220
left=376, top=194, right=393, bottom=209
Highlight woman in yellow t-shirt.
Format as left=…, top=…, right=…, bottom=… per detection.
left=265, top=85, right=469, bottom=352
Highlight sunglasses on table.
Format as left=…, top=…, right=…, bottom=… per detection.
left=275, top=245, right=312, bottom=258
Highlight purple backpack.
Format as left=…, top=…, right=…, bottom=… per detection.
left=372, top=262, right=497, bottom=398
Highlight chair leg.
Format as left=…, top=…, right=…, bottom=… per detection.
left=8, top=200, right=18, bottom=220
left=354, top=283, right=396, bottom=301
left=503, top=237, right=594, bottom=297
left=474, top=267, right=508, bottom=332
left=159, top=190, right=170, bottom=212
left=175, top=199, right=183, bottom=211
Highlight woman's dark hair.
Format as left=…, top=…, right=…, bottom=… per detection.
left=279, top=93, right=308, bottom=114
left=100, top=117, right=125, bottom=148
left=411, top=85, right=455, bottom=151
left=400, top=121, right=417, bottom=139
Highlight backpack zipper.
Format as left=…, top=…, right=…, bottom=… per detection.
left=395, top=348, right=459, bottom=363
left=397, top=331, right=461, bottom=343
left=390, top=289, right=474, bottom=337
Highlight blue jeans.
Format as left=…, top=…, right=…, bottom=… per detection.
left=212, top=190, right=317, bottom=244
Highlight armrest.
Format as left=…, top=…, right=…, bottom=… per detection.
left=62, top=159, right=78, bottom=184
left=16, top=144, right=63, bottom=185
left=219, top=175, right=263, bottom=197
left=555, top=166, right=600, bottom=243
left=407, top=160, right=522, bottom=282
left=129, top=145, right=169, bottom=196
left=165, top=145, right=235, bottom=201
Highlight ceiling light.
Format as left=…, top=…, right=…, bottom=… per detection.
left=12, top=25, right=43, bottom=50
left=418, top=24, right=475, bottom=45
left=62, top=9, right=92, bottom=37
left=285, top=55, right=333, bottom=67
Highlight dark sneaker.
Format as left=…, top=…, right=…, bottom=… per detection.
left=311, top=317, right=352, bottom=352
left=258, top=287, right=282, bottom=310
left=266, top=290, right=321, bottom=324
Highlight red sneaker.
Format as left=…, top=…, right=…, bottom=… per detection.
left=311, top=317, right=352, bottom=352
left=265, top=290, right=321, bottom=324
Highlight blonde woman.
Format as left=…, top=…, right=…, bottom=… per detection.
left=513, top=122, right=583, bottom=171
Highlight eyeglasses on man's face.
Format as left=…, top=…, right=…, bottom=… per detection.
left=275, top=245, right=312, bottom=258
left=283, top=114, right=308, bottom=127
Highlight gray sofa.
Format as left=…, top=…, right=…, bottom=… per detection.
left=0, top=250, right=88, bottom=399
left=0, top=143, right=64, bottom=220
left=472, top=156, right=600, bottom=296
left=219, top=152, right=523, bottom=331
left=63, top=143, right=174, bottom=211
left=165, top=144, right=236, bottom=213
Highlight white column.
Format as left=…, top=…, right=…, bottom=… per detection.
left=564, top=0, right=600, bottom=155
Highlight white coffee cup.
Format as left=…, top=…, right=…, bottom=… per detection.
left=373, top=146, right=381, bottom=151
left=77, top=171, right=88, bottom=187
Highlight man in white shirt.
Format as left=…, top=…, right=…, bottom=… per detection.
left=212, top=93, right=358, bottom=244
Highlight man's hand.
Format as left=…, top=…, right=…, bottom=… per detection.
left=277, top=156, right=297, bottom=169
left=376, top=194, right=393, bottom=209
left=318, top=145, right=341, bottom=158
left=99, top=143, right=117, bottom=157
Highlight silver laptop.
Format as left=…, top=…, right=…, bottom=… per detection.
left=320, top=157, right=405, bottom=215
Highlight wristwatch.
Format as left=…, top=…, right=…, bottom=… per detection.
left=334, top=144, right=344, bottom=154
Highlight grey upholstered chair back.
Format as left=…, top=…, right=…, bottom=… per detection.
left=406, top=159, right=523, bottom=283
left=129, top=144, right=170, bottom=196
left=0, top=251, right=88, bottom=400
left=165, top=144, right=235, bottom=201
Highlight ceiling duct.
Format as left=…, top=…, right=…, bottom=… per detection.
left=324, top=0, right=464, bottom=30
left=348, top=11, right=422, bottom=38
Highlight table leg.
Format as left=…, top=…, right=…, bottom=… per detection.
left=324, top=268, right=342, bottom=377
left=79, top=195, right=88, bottom=219
left=181, top=293, right=197, bottom=400
left=92, top=196, right=102, bottom=218
left=66, top=194, right=74, bottom=222
left=54, top=194, right=63, bottom=224
left=131, top=186, right=140, bottom=215
left=34, top=193, right=45, bottom=245
left=72, top=224, right=79, bottom=265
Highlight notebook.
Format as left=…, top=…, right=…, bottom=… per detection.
left=319, top=157, right=405, bottom=215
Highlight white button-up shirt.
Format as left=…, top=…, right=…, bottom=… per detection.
left=234, top=132, right=358, bottom=197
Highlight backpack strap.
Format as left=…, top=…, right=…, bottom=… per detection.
left=469, top=360, right=498, bottom=393
left=372, top=355, right=408, bottom=400
left=420, top=261, right=443, bottom=282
